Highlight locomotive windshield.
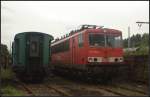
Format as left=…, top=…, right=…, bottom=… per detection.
left=89, top=34, right=105, bottom=47
left=89, top=33, right=122, bottom=48
left=106, top=34, right=122, bottom=48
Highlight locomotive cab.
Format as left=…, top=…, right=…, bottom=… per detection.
left=86, top=29, right=124, bottom=65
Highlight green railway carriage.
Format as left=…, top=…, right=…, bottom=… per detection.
left=12, top=32, right=53, bottom=81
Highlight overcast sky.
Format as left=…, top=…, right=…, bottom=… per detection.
left=1, top=1, right=149, bottom=51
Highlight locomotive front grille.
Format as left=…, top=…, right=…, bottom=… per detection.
left=88, top=57, right=123, bottom=63
left=88, top=57, right=102, bottom=62
left=108, top=57, right=124, bottom=62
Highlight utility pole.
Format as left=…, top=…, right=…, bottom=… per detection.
left=128, top=26, right=130, bottom=48
left=136, top=21, right=149, bottom=24
left=10, top=41, right=11, bottom=54
left=136, top=21, right=149, bottom=29
left=136, top=21, right=149, bottom=96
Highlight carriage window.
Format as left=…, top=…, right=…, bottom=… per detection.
left=28, top=35, right=40, bottom=57
left=89, top=33, right=105, bottom=47
left=78, top=33, right=83, bottom=47
left=31, top=41, right=37, bottom=52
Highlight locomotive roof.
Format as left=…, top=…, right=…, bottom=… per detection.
left=87, top=28, right=122, bottom=34
left=14, top=31, right=54, bottom=40
left=51, top=28, right=122, bottom=46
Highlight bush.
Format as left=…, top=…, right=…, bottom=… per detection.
left=1, top=67, right=15, bottom=81
left=1, top=85, right=25, bottom=96
left=124, top=46, right=149, bottom=56
left=1, top=67, right=25, bottom=96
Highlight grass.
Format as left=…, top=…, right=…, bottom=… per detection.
left=1, top=67, right=25, bottom=96
left=1, top=67, right=15, bottom=81
left=1, top=85, right=25, bottom=96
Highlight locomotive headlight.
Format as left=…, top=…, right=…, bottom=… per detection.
left=108, top=57, right=124, bottom=62
left=88, top=57, right=93, bottom=62
left=119, top=57, right=124, bottom=62
left=115, top=58, right=118, bottom=62
left=88, top=57, right=102, bottom=62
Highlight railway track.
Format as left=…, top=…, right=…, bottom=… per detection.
left=80, top=80, right=147, bottom=96
left=98, top=86, right=147, bottom=96
left=75, top=82, right=147, bottom=96
left=65, top=75, right=148, bottom=96
left=45, top=76, right=122, bottom=96
left=45, top=76, right=147, bottom=96
left=13, top=79, right=35, bottom=96
left=44, top=84, right=72, bottom=96
left=14, top=78, right=71, bottom=96
left=112, top=83, right=148, bottom=94
left=93, top=87, right=127, bottom=96
left=13, top=76, right=148, bottom=96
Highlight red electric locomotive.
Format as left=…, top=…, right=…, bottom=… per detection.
left=51, top=24, right=126, bottom=77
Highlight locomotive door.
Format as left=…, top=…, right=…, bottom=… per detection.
left=72, top=37, right=76, bottom=64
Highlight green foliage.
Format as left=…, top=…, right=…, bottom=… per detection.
left=123, top=33, right=149, bottom=48
left=1, top=67, right=15, bottom=81
left=0, top=44, right=12, bottom=66
left=141, top=33, right=149, bottom=47
left=124, top=46, right=149, bottom=56
left=0, top=44, right=10, bottom=56
left=1, top=85, right=25, bottom=96
left=1, top=67, right=25, bottom=96
left=123, top=33, right=149, bottom=55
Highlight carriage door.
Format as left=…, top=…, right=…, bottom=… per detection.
left=27, top=34, right=43, bottom=71
left=29, top=36, right=40, bottom=58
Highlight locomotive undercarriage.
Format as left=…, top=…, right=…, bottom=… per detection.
left=52, top=63, right=130, bottom=82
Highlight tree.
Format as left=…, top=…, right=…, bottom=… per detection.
left=0, top=44, right=11, bottom=68
left=123, top=33, right=149, bottom=55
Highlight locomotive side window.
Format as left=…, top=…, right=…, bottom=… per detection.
left=65, top=40, right=69, bottom=51
left=89, top=33, right=105, bottom=47
left=78, top=33, right=83, bottom=47
left=52, top=40, right=69, bottom=54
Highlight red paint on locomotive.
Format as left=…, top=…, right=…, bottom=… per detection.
left=51, top=25, right=125, bottom=71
